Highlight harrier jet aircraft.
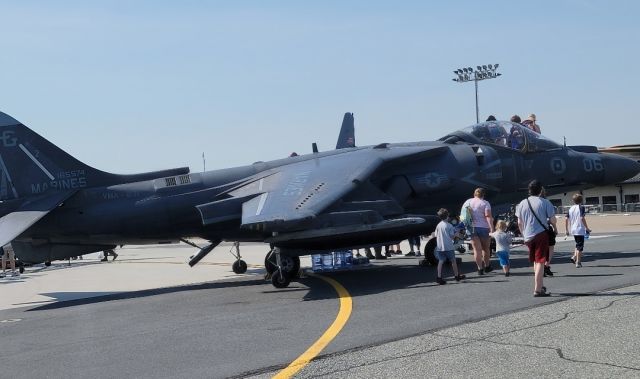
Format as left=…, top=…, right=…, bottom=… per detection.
left=1, top=111, right=638, bottom=287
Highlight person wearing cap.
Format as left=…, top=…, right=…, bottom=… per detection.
left=522, top=114, right=541, bottom=133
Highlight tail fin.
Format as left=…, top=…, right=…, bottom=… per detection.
left=335, top=112, right=356, bottom=149
left=0, top=111, right=189, bottom=200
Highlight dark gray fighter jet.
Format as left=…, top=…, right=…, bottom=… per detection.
left=1, top=111, right=638, bottom=287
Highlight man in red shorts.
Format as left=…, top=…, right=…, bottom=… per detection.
left=515, top=180, right=557, bottom=297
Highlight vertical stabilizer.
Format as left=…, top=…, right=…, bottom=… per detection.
left=0, top=111, right=117, bottom=200
left=335, top=112, right=356, bottom=149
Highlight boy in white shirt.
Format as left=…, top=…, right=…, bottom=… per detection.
left=565, top=194, right=591, bottom=268
left=435, top=208, right=466, bottom=285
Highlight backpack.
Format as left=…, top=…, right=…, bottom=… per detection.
left=460, top=200, right=474, bottom=234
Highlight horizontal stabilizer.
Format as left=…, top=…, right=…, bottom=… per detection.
left=0, top=190, right=77, bottom=247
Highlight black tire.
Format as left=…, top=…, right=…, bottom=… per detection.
left=271, top=271, right=291, bottom=288
left=423, top=238, right=438, bottom=266
left=232, top=259, right=248, bottom=274
left=19, top=266, right=25, bottom=274
left=264, top=253, right=300, bottom=275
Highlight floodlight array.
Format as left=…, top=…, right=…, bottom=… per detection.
left=452, top=63, right=501, bottom=82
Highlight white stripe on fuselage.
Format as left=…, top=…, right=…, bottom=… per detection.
left=256, top=192, right=268, bottom=215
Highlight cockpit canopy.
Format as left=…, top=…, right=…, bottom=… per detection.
left=440, top=121, right=562, bottom=152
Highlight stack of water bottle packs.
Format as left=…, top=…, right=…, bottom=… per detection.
left=311, top=251, right=370, bottom=272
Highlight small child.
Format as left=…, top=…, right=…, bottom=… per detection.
left=434, top=208, right=466, bottom=285
left=490, top=220, right=513, bottom=277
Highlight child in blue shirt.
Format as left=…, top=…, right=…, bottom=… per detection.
left=490, top=220, right=513, bottom=277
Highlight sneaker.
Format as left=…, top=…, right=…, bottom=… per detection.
left=570, top=257, right=575, bottom=264
left=484, top=265, right=494, bottom=273
left=477, top=269, right=484, bottom=276
left=100, top=258, right=108, bottom=262
left=396, top=250, right=403, bottom=255
left=576, top=263, right=582, bottom=268
left=505, top=272, right=510, bottom=277
left=455, top=274, right=466, bottom=281
left=436, top=277, right=447, bottom=285
left=416, top=252, right=422, bottom=256
left=112, top=253, right=118, bottom=261
left=405, top=251, right=416, bottom=257
left=544, top=266, right=554, bottom=277
left=534, top=291, right=551, bottom=297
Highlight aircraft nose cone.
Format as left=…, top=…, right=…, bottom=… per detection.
left=602, top=154, right=640, bottom=184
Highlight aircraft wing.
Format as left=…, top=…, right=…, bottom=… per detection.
left=232, top=145, right=448, bottom=231
left=0, top=191, right=75, bottom=247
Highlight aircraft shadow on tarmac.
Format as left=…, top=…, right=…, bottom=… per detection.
left=26, top=278, right=270, bottom=312
left=24, top=249, right=640, bottom=311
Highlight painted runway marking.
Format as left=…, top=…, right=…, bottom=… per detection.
left=273, top=274, right=352, bottom=379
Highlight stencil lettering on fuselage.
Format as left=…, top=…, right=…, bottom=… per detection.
left=31, top=170, right=87, bottom=194
left=283, top=171, right=311, bottom=196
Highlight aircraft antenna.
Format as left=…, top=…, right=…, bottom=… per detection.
left=202, top=152, right=206, bottom=172
left=563, top=137, right=567, bottom=148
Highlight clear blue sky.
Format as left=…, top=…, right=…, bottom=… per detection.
left=1, top=1, right=638, bottom=173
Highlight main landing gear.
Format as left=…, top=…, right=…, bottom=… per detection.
left=264, top=247, right=300, bottom=288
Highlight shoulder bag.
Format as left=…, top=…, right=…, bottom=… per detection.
left=526, top=198, right=556, bottom=244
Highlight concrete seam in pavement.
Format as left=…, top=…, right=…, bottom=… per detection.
left=282, top=293, right=640, bottom=378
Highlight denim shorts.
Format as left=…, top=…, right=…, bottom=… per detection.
left=471, top=227, right=489, bottom=238
left=496, top=250, right=510, bottom=267
left=436, top=250, right=455, bottom=262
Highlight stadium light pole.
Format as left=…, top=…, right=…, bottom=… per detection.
left=452, top=64, right=502, bottom=123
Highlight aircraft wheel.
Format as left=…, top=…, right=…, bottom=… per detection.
left=422, top=238, right=438, bottom=266
left=265, top=254, right=300, bottom=276
left=44, top=261, right=51, bottom=267
left=271, top=271, right=291, bottom=288
left=232, top=259, right=248, bottom=274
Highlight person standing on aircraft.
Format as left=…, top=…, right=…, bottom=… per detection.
left=510, top=115, right=522, bottom=124
left=1, top=243, right=19, bottom=278
left=516, top=180, right=557, bottom=297
left=486, top=115, right=497, bottom=121
left=522, top=114, right=541, bottom=133
left=466, top=188, right=494, bottom=275
left=565, top=193, right=591, bottom=268
left=434, top=208, right=465, bottom=285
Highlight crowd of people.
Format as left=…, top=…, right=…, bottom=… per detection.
left=431, top=180, right=592, bottom=297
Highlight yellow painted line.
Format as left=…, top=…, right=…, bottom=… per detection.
left=273, top=274, right=352, bottom=379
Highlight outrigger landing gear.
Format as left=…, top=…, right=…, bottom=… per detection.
left=229, top=242, right=248, bottom=274
left=184, top=239, right=248, bottom=274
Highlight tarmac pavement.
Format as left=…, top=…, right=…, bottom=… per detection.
left=1, top=213, right=640, bottom=378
